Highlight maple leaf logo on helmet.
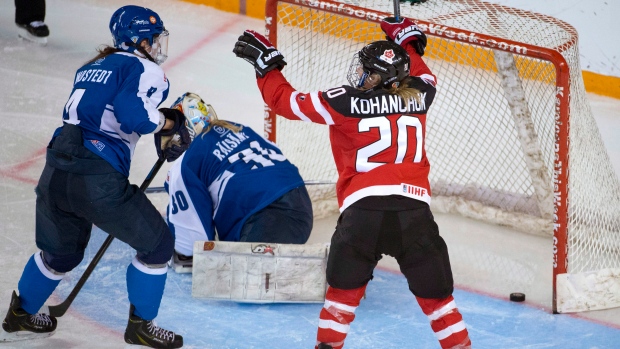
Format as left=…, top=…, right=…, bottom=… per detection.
left=380, top=49, right=395, bottom=64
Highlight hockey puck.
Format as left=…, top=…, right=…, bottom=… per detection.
left=510, top=292, right=526, bottom=302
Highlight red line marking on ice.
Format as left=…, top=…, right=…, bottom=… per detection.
left=162, top=17, right=240, bottom=70
left=0, top=148, right=46, bottom=185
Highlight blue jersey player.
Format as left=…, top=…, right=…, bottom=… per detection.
left=1, top=6, right=188, bottom=348
left=164, top=93, right=313, bottom=273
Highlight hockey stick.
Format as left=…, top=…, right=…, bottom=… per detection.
left=144, top=180, right=337, bottom=194
left=47, top=158, right=165, bottom=318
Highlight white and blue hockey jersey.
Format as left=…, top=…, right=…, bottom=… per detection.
left=56, top=52, right=169, bottom=176
left=165, top=123, right=305, bottom=252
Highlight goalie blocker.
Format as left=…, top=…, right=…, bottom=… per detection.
left=192, top=241, right=329, bottom=303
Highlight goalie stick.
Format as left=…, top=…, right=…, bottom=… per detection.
left=144, top=180, right=337, bottom=194
left=46, top=158, right=165, bottom=318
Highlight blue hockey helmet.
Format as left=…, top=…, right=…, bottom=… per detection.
left=109, top=5, right=169, bottom=64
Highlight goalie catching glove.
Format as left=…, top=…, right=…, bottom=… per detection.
left=380, top=16, right=427, bottom=56
left=154, top=93, right=213, bottom=162
left=233, top=30, right=286, bottom=77
left=154, top=108, right=191, bottom=162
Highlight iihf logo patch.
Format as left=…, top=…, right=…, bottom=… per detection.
left=380, top=49, right=395, bottom=64
left=90, top=140, right=105, bottom=151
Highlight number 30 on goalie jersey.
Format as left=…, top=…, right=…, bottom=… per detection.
left=164, top=123, right=305, bottom=243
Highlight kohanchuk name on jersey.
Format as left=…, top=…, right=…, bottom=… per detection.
left=350, top=93, right=427, bottom=115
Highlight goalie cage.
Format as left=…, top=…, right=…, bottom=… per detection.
left=264, top=0, right=620, bottom=313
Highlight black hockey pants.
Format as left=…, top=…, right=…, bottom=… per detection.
left=326, top=195, right=454, bottom=299
left=35, top=124, right=172, bottom=272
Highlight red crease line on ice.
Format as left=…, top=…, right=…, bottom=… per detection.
left=0, top=148, right=46, bottom=185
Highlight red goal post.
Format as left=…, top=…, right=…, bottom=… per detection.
left=264, top=0, right=620, bottom=314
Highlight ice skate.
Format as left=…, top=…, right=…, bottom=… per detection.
left=170, top=251, right=192, bottom=274
left=124, top=305, right=183, bottom=348
left=0, top=291, right=57, bottom=342
left=16, top=21, right=49, bottom=45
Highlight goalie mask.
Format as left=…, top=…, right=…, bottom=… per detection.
left=169, top=92, right=217, bottom=138
left=109, top=5, right=169, bottom=65
left=347, top=40, right=410, bottom=90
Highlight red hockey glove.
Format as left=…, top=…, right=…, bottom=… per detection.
left=233, top=30, right=287, bottom=77
left=380, top=16, right=427, bottom=56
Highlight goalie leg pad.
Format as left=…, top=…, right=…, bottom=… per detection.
left=192, top=241, right=329, bottom=303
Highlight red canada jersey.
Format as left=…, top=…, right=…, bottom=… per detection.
left=257, top=46, right=437, bottom=212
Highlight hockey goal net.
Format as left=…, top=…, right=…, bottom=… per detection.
left=264, top=0, right=620, bottom=313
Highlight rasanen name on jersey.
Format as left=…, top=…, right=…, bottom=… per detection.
left=351, top=93, right=426, bottom=115
left=213, top=131, right=250, bottom=161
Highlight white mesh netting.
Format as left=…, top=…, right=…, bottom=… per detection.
left=266, top=0, right=620, bottom=282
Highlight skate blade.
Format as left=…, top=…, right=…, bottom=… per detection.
left=0, top=327, right=55, bottom=342
left=17, top=29, right=48, bottom=45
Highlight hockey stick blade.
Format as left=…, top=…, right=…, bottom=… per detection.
left=47, top=158, right=165, bottom=318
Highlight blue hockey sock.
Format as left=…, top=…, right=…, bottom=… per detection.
left=126, top=256, right=167, bottom=320
left=17, top=252, right=64, bottom=314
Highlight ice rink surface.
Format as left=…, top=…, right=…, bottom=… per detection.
left=1, top=0, right=620, bottom=348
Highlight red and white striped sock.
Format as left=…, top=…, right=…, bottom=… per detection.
left=416, top=295, right=472, bottom=349
left=315, top=284, right=367, bottom=349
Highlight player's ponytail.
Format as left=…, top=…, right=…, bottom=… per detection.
left=388, top=77, right=422, bottom=104
left=84, top=45, right=123, bottom=65
left=201, top=120, right=242, bottom=136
